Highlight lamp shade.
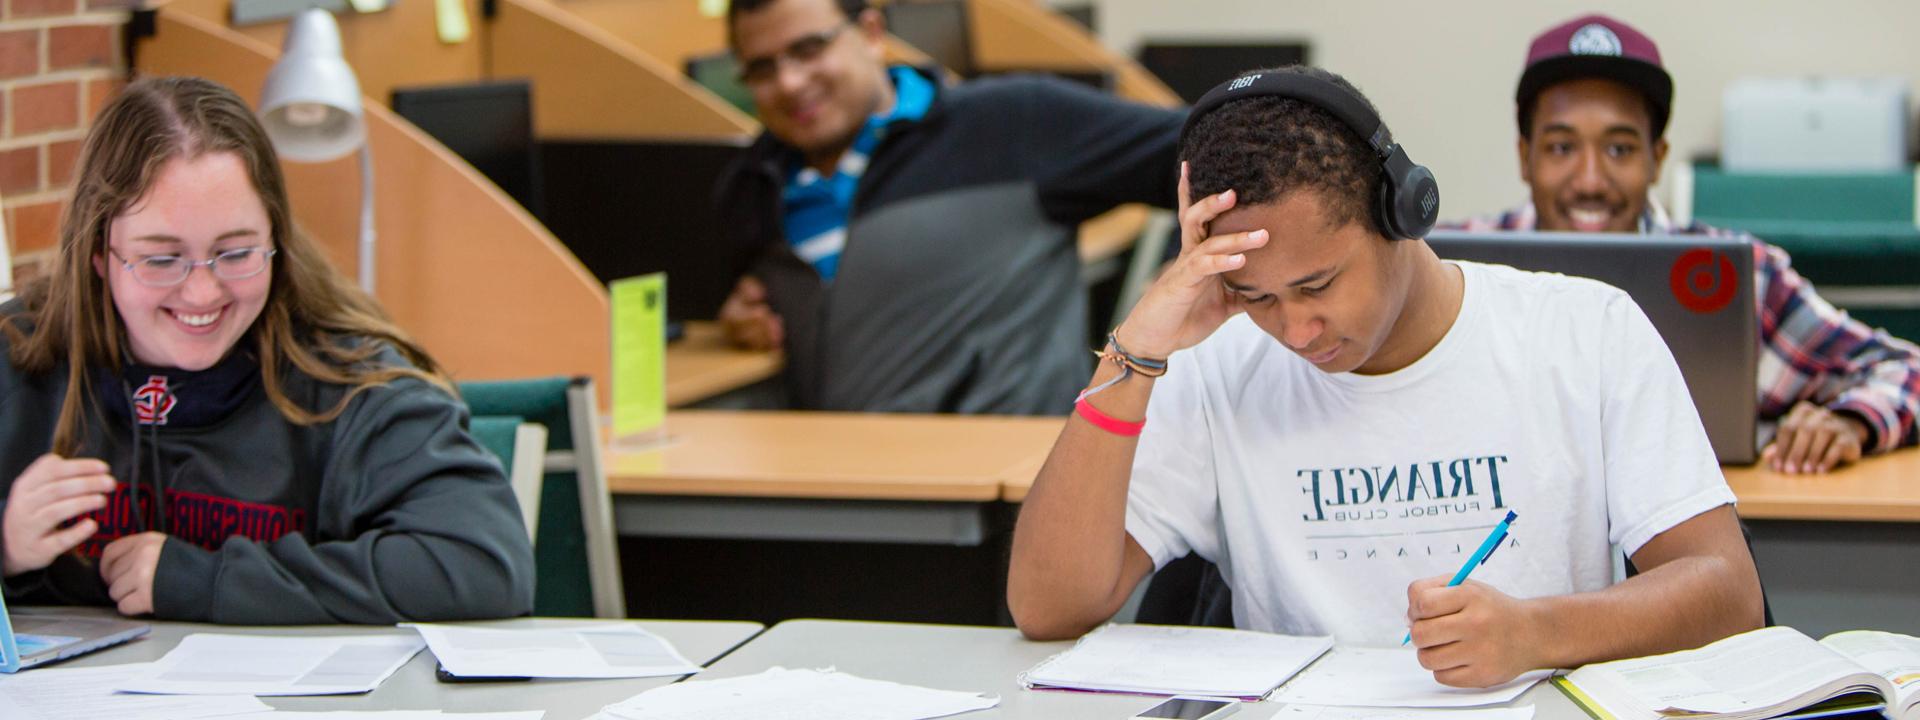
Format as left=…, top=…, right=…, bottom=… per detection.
left=259, top=9, right=365, bottom=163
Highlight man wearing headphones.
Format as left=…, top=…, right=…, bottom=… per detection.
left=1450, top=14, right=1920, bottom=474
left=1008, top=65, right=1763, bottom=687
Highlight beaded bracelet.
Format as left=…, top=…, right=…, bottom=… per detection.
left=1071, top=332, right=1170, bottom=436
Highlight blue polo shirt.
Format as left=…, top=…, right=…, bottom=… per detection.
left=780, top=66, right=934, bottom=282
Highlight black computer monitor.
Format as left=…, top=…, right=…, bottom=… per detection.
left=538, top=139, right=752, bottom=320
left=685, top=51, right=757, bottom=115
left=390, top=80, right=544, bottom=219
left=1136, top=42, right=1311, bottom=104
left=387, top=79, right=545, bottom=219
left=1055, top=3, right=1095, bottom=32
left=884, top=0, right=974, bottom=78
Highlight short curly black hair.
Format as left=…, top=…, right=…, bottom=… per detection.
left=1182, top=66, right=1386, bottom=238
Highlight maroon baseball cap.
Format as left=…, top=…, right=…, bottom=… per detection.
left=1516, top=14, right=1673, bottom=139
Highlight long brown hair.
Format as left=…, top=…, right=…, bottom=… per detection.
left=2, top=75, right=451, bottom=455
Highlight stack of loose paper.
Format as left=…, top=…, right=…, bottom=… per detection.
left=118, top=634, right=425, bottom=696
left=596, top=667, right=997, bottom=720
left=216, top=713, right=545, bottom=720
left=1019, top=624, right=1333, bottom=700
left=1271, top=647, right=1547, bottom=707
left=0, top=663, right=268, bottom=720
left=406, top=623, right=702, bottom=679
left=1271, top=705, right=1537, bottom=720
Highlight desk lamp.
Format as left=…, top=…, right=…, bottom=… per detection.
left=258, top=8, right=376, bottom=293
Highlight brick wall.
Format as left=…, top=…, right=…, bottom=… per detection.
left=1, top=0, right=127, bottom=285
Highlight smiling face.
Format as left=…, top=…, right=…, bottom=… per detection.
left=1519, top=77, right=1670, bottom=233
left=732, top=0, right=892, bottom=166
left=1213, top=191, right=1419, bottom=375
left=96, top=151, right=274, bottom=371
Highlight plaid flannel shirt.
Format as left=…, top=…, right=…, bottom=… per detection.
left=1445, top=200, right=1920, bottom=454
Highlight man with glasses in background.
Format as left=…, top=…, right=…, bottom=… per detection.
left=715, top=0, right=1183, bottom=414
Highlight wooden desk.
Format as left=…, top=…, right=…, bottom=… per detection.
left=665, top=321, right=783, bottom=407
left=34, top=608, right=763, bottom=720
left=1723, top=447, right=1920, bottom=521
left=1078, top=204, right=1152, bottom=266
left=1004, top=443, right=1920, bottom=511
left=608, top=411, right=1061, bottom=502
left=1720, top=448, right=1920, bottom=637
left=605, top=411, right=1060, bottom=546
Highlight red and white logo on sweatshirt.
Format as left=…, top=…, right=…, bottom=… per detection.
left=132, top=375, right=176, bottom=425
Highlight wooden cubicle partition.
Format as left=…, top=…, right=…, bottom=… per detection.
left=158, top=0, right=486, bottom=105
left=491, top=0, right=755, bottom=139
left=967, top=0, right=1180, bottom=108
left=137, top=9, right=613, bottom=397
left=543, top=0, right=942, bottom=85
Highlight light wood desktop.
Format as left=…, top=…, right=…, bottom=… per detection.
left=1003, top=439, right=1920, bottom=517
left=28, top=607, right=762, bottom=720
left=665, top=321, right=783, bottom=408
left=1722, top=447, right=1920, bottom=522
left=607, top=411, right=1061, bottom=502
left=606, top=405, right=1920, bottom=522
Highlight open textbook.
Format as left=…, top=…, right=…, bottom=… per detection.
left=1555, top=627, right=1920, bottom=720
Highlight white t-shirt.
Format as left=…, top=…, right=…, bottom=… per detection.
left=1124, top=261, right=1735, bottom=644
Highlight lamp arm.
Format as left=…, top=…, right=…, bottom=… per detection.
left=357, top=142, right=376, bottom=295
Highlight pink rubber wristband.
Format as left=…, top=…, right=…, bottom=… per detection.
left=1075, top=398, right=1145, bottom=437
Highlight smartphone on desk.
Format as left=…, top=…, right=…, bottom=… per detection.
left=1133, top=697, right=1239, bottom=720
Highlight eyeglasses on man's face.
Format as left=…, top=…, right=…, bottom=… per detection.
left=109, top=246, right=277, bottom=288
left=737, top=22, right=854, bottom=86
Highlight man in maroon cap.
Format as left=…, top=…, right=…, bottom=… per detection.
left=1450, top=14, right=1920, bottom=475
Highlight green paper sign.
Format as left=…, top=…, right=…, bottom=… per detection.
left=610, top=273, right=666, bottom=442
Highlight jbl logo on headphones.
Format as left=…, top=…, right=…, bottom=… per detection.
left=1228, top=75, right=1262, bottom=91
left=1419, top=188, right=1437, bottom=216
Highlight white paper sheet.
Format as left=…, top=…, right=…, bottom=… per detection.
left=119, top=634, right=426, bottom=696
left=0, top=662, right=269, bottom=720
left=1272, top=703, right=1538, bottom=720
left=1272, top=647, right=1548, bottom=707
left=599, top=667, right=998, bottom=720
left=215, top=713, right=544, bottom=719
left=1021, top=624, right=1333, bottom=699
left=406, top=623, right=702, bottom=679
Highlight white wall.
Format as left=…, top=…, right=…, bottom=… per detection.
left=1076, top=0, right=1920, bottom=220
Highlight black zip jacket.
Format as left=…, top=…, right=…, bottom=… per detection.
left=716, top=70, right=1184, bottom=414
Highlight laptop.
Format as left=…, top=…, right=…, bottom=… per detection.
left=1425, top=230, right=1759, bottom=465
left=0, top=591, right=149, bottom=672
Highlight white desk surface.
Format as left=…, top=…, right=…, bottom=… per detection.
left=27, top=608, right=762, bottom=720
left=696, top=618, right=1590, bottom=720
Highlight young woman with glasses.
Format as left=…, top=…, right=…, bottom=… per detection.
left=0, top=76, right=534, bottom=624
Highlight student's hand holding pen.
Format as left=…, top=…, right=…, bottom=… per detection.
left=2, top=454, right=113, bottom=577
left=1112, top=162, right=1269, bottom=360
left=1404, top=511, right=1534, bottom=688
left=1406, top=577, right=1542, bottom=689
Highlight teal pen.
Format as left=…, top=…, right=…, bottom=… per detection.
left=1403, top=510, right=1518, bottom=645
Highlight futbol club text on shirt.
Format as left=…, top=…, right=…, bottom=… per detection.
left=1299, top=455, right=1511, bottom=523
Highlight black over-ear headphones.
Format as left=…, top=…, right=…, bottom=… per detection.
left=1179, top=70, right=1440, bottom=241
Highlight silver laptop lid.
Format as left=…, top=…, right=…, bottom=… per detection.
left=1426, top=230, right=1758, bottom=464
left=1, top=593, right=149, bottom=672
